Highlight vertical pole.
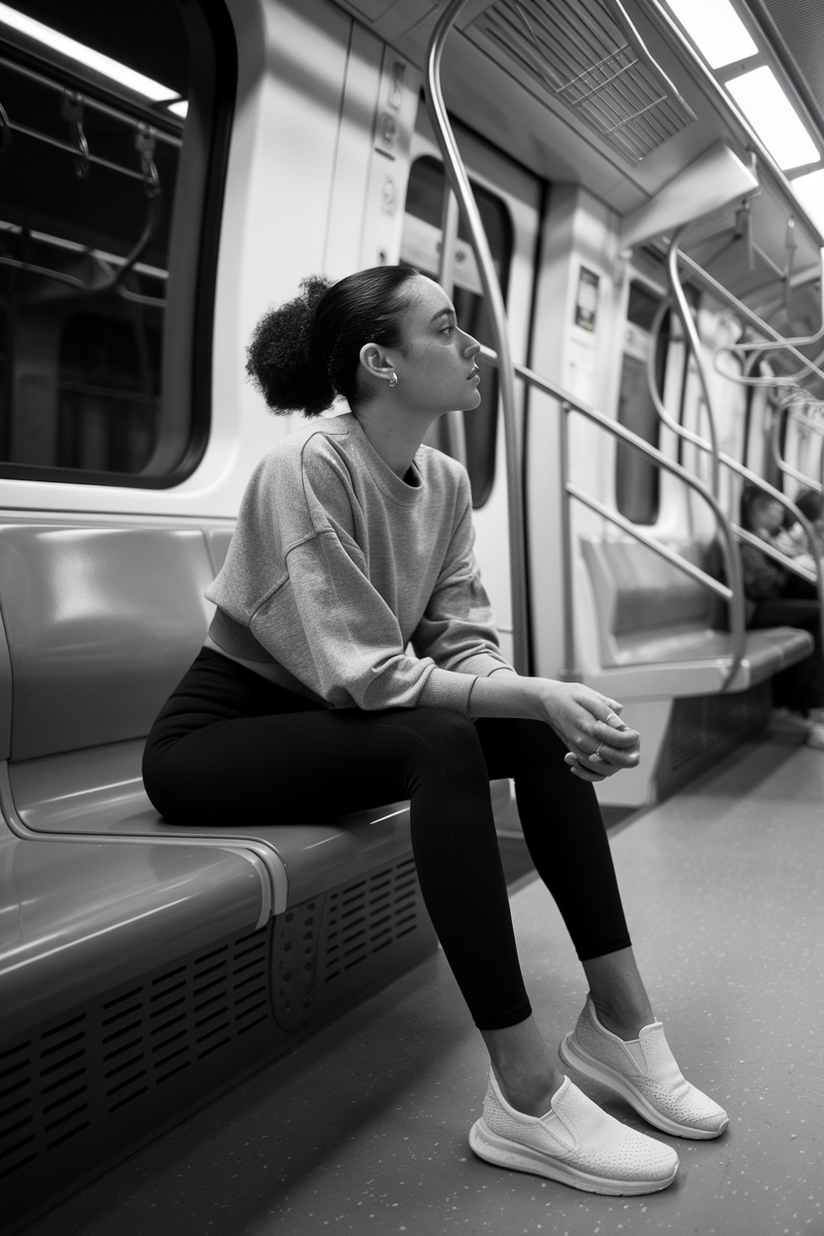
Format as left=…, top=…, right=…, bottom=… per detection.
left=438, top=187, right=468, bottom=468
left=425, top=0, right=530, bottom=674
left=668, top=229, right=720, bottom=497
left=559, top=403, right=576, bottom=677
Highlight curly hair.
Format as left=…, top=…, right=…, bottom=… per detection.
left=246, top=265, right=421, bottom=417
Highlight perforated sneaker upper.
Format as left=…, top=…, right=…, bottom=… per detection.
left=570, top=999, right=728, bottom=1132
left=481, top=1073, right=678, bottom=1183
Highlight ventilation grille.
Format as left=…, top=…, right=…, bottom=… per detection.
left=0, top=926, right=270, bottom=1184
left=667, top=682, right=770, bottom=772
left=272, top=897, right=322, bottom=1033
left=323, top=857, right=420, bottom=983
left=471, top=0, right=695, bottom=162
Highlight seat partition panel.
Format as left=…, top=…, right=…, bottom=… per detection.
left=0, top=525, right=214, bottom=761
left=206, top=527, right=234, bottom=575
left=607, top=542, right=713, bottom=635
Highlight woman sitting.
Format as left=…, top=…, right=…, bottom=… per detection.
left=143, top=266, right=727, bottom=1199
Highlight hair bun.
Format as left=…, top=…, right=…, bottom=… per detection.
left=247, top=265, right=420, bottom=418
left=246, top=276, right=336, bottom=416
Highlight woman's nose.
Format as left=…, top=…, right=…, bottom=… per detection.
left=464, top=336, right=481, bottom=356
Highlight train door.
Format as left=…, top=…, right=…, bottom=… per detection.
left=400, top=112, right=542, bottom=666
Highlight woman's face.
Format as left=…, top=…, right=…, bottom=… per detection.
left=390, top=276, right=482, bottom=415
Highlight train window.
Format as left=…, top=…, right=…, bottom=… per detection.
left=615, top=281, right=667, bottom=525
left=0, top=0, right=235, bottom=485
left=401, top=155, right=513, bottom=508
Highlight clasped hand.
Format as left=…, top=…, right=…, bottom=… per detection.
left=535, top=681, right=641, bottom=782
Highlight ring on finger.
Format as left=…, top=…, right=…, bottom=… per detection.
left=589, top=741, right=604, bottom=763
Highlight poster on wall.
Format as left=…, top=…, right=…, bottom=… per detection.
left=574, top=266, right=600, bottom=332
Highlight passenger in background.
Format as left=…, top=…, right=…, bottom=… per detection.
left=794, top=486, right=824, bottom=560
left=739, top=484, right=824, bottom=747
left=144, top=266, right=728, bottom=1199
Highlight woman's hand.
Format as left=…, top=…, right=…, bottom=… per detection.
left=535, top=681, right=640, bottom=782
left=468, top=674, right=640, bottom=782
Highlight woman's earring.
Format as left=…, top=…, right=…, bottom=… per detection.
left=388, top=371, right=398, bottom=388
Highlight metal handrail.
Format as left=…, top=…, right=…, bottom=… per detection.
left=0, top=53, right=183, bottom=146
left=769, top=396, right=824, bottom=496
left=667, top=228, right=721, bottom=495
left=678, top=252, right=824, bottom=389
left=649, top=289, right=824, bottom=502
left=425, top=0, right=529, bottom=673
left=477, top=345, right=748, bottom=690
left=645, top=245, right=824, bottom=648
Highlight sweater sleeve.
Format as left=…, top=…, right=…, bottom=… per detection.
left=411, top=470, right=514, bottom=679
left=251, top=526, right=477, bottom=712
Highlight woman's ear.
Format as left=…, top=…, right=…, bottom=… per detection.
left=359, top=342, right=395, bottom=383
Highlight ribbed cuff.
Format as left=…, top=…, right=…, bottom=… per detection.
left=416, top=666, right=477, bottom=714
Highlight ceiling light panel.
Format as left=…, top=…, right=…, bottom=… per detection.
left=0, top=2, right=177, bottom=101
left=665, top=0, right=757, bottom=70
left=726, top=66, right=820, bottom=170
left=791, top=169, right=824, bottom=237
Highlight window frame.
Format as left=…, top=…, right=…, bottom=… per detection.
left=0, top=0, right=236, bottom=488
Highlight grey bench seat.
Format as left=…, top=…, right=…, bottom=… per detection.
left=0, top=521, right=419, bottom=916
left=580, top=537, right=813, bottom=697
left=0, top=820, right=263, bottom=1043
left=6, top=737, right=412, bottom=912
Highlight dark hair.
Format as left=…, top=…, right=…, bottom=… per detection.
left=794, top=486, right=824, bottom=523
left=246, top=265, right=421, bottom=417
left=740, top=482, right=781, bottom=532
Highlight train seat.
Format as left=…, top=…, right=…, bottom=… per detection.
left=0, top=519, right=437, bottom=1046
left=579, top=536, right=813, bottom=698
left=0, top=818, right=264, bottom=1043
left=0, top=520, right=424, bottom=911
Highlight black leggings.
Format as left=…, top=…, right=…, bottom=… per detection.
left=142, top=649, right=631, bottom=1031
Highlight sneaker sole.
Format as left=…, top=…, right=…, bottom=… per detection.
left=468, top=1119, right=677, bottom=1196
left=559, top=1033, right=728, bottom=1140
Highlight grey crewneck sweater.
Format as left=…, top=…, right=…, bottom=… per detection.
left=205, top=413, right=513, bottom=712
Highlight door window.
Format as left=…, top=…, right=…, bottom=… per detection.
left=401, top=155, right=513, bottom=508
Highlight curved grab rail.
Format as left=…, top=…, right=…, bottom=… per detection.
left=679, top=251, right=824, bottom=389
left=722, top=246, right=824, bottom=360
left=424, top=0, right=529, bottom=673
left=667, top=228, right=721, bottom=496
left=478, top=345, right=748, bottom=691
left=643, top=273, right=824, bottom=649
left=768, top=395, right=824, bottom=496
left=648, top=291, right=824, bottom=492
left=647, top=287, right=824, bottom=502
left=645, top=293, right=710, bottom=455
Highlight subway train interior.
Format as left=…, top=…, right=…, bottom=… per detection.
left=1, top=0, right=823, bottom=1231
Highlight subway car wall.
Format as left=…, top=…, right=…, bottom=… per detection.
left=2, top=0, right=824, bottom=1230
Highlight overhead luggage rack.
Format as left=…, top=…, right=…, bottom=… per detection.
left=468, top=0, right=696, bottom=163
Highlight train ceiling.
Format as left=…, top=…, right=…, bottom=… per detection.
left=339, top=0, right=824, bottom=342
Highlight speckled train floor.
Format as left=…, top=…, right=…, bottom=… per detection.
left=21, top=735, right=824, bottom=1236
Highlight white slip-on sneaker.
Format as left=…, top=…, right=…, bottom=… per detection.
left=559, top=997, right=729, bottom=1140
left=468, top=1069, right=678, bottom=1196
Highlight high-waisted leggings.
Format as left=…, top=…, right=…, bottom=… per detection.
left=142, top=649, right=631, bottom=1031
